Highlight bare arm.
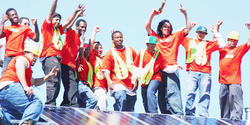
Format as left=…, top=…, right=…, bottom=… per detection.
left=66, top=6, right=85, bottom=30
left=16, top=57, right=33, bottom=96
left=89, top=26, right=100, bottom=51
left=31, top=66, right=58, bottom=86
left=31, top=19, right=39, bottom=42
left=47, top=0, right=58, bottom=23
left=103, top=70, right=114, bottom=90
left=246, top=23, right=250, bottom=46
left=180, top=4, right=191, bottom=34
left=0, top=14, right=8, bottom=38
left=216, top=20, right=223, bottom=32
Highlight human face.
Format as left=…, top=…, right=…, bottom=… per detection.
left=196, top=31, right=207, bottom=40
left=20, top=19, right=30, bottom=27
left=161, top=22, right=171, bottom=37
left=52, top=17, right=61, bottom=28
left=8, top=10, right=19, bottom=25
left=227, top=38, right=238, bottom=48
left=76, top=21, right=87, bottom=36
left=112, top=32, right=123, bottom=49
left=95, top=45, right=103, bottom=57
left=146, top=43, right=156, bottom=53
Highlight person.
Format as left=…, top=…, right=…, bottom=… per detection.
left=181, top=24, right=226, bottom=117
left=132, top=36, right=183, bottom=113
left=216, top=21, right=250, bottom=120
left=76, top=37, right=98, bottom=109
left=102, top=31, right=137, bottom=112
left=19, top=17, right=39, bottom=49
left=0, top=43, right=57, bottom=125
left=0, top=8, right=39, bottom=73
left=60, top=8, right=86, bottom=107
left=145, top=3, right=191, bottom=114
left=39, top=0, right=85, bottom=105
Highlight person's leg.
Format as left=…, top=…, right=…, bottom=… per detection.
left=42, top=56, right=61, bottom=105
left=141, top=86, right=149, bottom=113
left=166, top=71, right=183, bottom=115
left=219, top=84, right=230, bottom=119
left=124, top=94, right=137, bottom=112
left=66, top=65, right=79, bottom=107
left=147, top=80, right=161, bottom=113
left=229, top=84, right=243, bottom=120
left=61, top=64, right=70, bottom=106
left=197, top=73, right=211, bottom=117
left=93, top=88, right=107, bottom=111
left=185, top=71, right=199, bottom=116
left=158, top=72, right=168, bottom=114
left=77, top=81, right=98, bottom=109
left=112, top=90, right=127, bottom=111
left=1, top=56, right=14, bottom=74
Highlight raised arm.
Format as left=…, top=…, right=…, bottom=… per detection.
left=62, top=4, right=85, bottom=30
left=246, top=23, right=250, bottom=46
left=89, top=26, right=100, bottom=51
left=47, top=0, right=58, bottom=23
left=179, top=4, right=191, bottom=34
left=0, top=14, right=8, bottom=38
left=31, top=66, right=58, bottom=86
left=216, top=20, right=223, bottom=32
left=209, top=25, right=227, bottom=48
left=66, top=9, right=85, bottom=30
left=31, top=19, right=39, bottom=42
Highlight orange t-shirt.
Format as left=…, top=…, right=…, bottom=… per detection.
left=0, top=55, right=32, bottom=87
left=134, top=50, right=168, bottom=86
left=1, top=24, right=35, bottom=57
left=219, top=43, right=250, bottom=84
left=61, top=28, right=81, bottom=70
left=40, top=19, right=64, bottom=58
left=89, top=50, right=108, bottom=91
left=181, top=37, right=219, bottom=73
left=102, top=46, right=137, bottom=89
left=150, top=29, right=186, bottom=65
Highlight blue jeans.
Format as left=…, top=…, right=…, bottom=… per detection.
left=219, top=84, right=243, bottom=120
left=0, top=83, right=43, bottom=124
left=158, top=71, right=183, bottom=115
left=185, top=71, right=211, bottom=117
left=112, top=90, right=137, bottom=112
left=141, top=80, right=161, bottom=113
left=77, top=81, right=98, bottom=109
left=1, top=56, right=15, bottom=75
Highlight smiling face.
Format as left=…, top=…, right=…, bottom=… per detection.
left=112, top=32, right=123, bottom=49
left=196, top=31, right=207, bottom=40
left=20, top=18, right=30, bottom=27
left=146, top=43, right=156, bottom=53
left=95, top=44, right=103, bottom=57
left=7, top=10, right=19, bottom=25
left=227, top=38, right=238, bottom=48
left=52, top=16, right=61, bottom=28
left=76, top=21, right=87, bottom=36
left=161, top=22, right=171, bottom=37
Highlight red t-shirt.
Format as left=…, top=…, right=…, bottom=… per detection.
left=40, top=19, right=64, bottom=58
left=61, top=28, right=81, bottom=70
left=102, top=46, right=137, bottom=89
left=0, top=24, right=35, bottom=57
left=181, top=37, right=219, bottom=73
left=134, top=50, right=168, bottom=86
left=89, top=50, right=108, bottom=91
left=0, top=55, right=32, bottom=87
left=76, top=57, right=89, bottom=83
left=150, top=29, right=186, bottom=65
left=219, top=43, right=250, bottom=84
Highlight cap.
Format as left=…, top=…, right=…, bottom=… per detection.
left=145, top=36, right=157, bottom=44
left=227, top=31, right=239, bottom=40
left=196, top=26, right=208, bottom=34
left=24, top=43, right=39, bottom=56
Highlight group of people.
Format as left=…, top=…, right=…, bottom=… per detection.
left=0, top=0, right=249, bottom=124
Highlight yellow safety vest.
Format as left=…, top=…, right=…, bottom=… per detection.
left=111, top=46, right=133, bottom=80
left=138, top=50, right=159, bottom=86
left=52, top=27, right=63, bottom=50
left=86, top=61, right=94, bottom=88
left=186, top=39, right=207, bottom=66
left=94, top=56, right=105, bottom=80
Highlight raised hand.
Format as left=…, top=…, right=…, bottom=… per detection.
left=217, top=20, right=223, bottom=27
left=179, top=4, right=187, bottom=16
left=31, top=19, right=37, bottom=25
left=191, top=22, right=197, bottom=28
left=1, top=14, right=9, bottom=23
left=245, top=23, right=250, bottom=29
left=94, top=26, right=100, bottom=33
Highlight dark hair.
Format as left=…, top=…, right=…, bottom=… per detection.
left=5, top=8, right=16, bottom=15
left=111, top=30, right=122, bottom=39
left=53, top=12, right=61, bottom=19
left=19, top=17, right=29, bottom=24
left=157, top=19, right=173, bottom=38
left=94, top=41, right=102, bottom=50
left=76, top=19, right=87, bottom=27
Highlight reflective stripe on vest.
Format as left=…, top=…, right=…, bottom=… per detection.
left=52, top=27, right=63, bottom=50
left=86, top=61, right=94, bottom=88
left=186, top=39, right=207, bottom=66
left=111, top=46, right=133, bottom=80
left=139, top=50, right=160, bottom=86
left=94, top=56, right=104, bottom=80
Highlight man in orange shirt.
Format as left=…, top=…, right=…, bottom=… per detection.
left=0, top=8, right=39, bottom=73
left=0, top=44, right=57, bottom=125
left=181, top=25, right=226, bottom=117
left=145, top=3, right=191, bottom=114
left=39, top=0, right=84, bottom=105
left=102, top=31, right=137, bottom=111
left=60, top=8, right=85, bottom=107
left=216, top=21, right=250, bottom=120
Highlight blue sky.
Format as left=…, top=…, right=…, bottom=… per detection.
left=0, top=0, right=250, bottom=119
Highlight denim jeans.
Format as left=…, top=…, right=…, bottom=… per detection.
left=112, top=90, right=137, bottom=112
left=93, top=87, right=107, bottom=111
left=61, top=64, right=79, bottom=107
left=42, top=56, right=61, bottom=105
left=77, top=81, right=98, bottom=109
left=141, top=80, right=161, bottom=113
left=158, top=71, right=183, bottom=115
left=0, top=83, right=43, bottom=124
left=219, top=84, right=243, bottom=120
left=1, top=56, right=14, bottom=75
left=185, top=71, right=211, bottom=117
